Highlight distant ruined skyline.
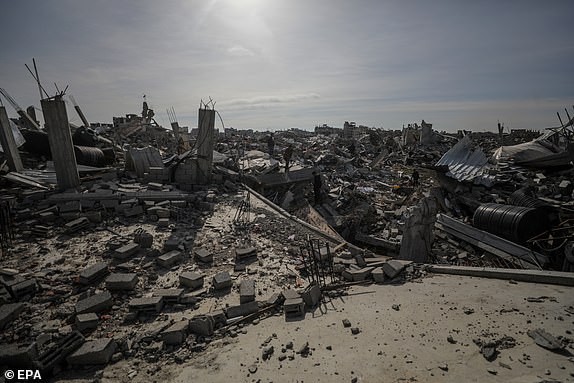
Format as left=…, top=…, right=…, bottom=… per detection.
left=0, top=0, right=572, bottom=132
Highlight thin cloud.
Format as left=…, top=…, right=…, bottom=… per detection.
left=221, top=93, right=320, bottom=108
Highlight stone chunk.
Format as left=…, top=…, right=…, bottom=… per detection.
left=162, top=320, right=189, bottom=345
left=239, top=279, right=255, bottom=304
left=67, top=338, right=117, bottom=365
left=105, top=273, right=138, bottom=291
left=75, top=313, right=99, bottom=332
left=194, top=248, right=213, bottom=263
left=113, top=243, right=140, bottom=260
left=179, top=272, right=204, bottom=289
left=0, top=303, right=25, bottom=329
left=212, top=272, right=232, bottom=290
left=129, top=296, right=164, bottom=313
left=157, top=250, right=183, bottom=268
left=75, top=292, right=113, bottom=314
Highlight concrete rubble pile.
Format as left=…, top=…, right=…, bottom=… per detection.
left=1, top=89, right=574, bottom=380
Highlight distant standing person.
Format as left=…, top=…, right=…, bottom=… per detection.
left=267, top=133, right=275, bottom=156
left=313, top=170, right=323, bottom=205
left=284, top=144, right=294, bottom=173
left=412, top=169, right=420, bottom=186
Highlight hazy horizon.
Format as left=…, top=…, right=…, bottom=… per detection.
left=1, top=0, right=573, bottom=133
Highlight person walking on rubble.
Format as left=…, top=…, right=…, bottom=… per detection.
left=267, top=133, right=275, bottom=156
left=284, top=144, right=294, bottom=173
left=312, top=170, right=323, bottom=205
left=412, top=168, right=420, bottom=186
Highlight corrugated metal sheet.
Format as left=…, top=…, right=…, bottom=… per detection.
left=436, top=135, right=497, bottom=186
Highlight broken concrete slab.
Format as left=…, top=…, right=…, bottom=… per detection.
left=0, top=303, right=25, bottom=329
left=66, top=338, right=117, bottom=366
left=372, top=267, right=386, bottom=283
left=179, top=272, right=204, bottom=289
left=301, top=284, right=321, bottom=308
left=342, top=266, right=375, bottom=282
left=105, top=273, right=138, bottom=291
left=225, top=301, right=259, bottom=319
left=189, top=315, right=215, bottom=336
left=0, top=342, right=38, bottom=369
left=527, top=328, right=564, bottom=351
left=75, top=292, right=113, bottom=314
left=382, top=260, right=409, bottom=279
left=235, top=246, right=257, bottom=260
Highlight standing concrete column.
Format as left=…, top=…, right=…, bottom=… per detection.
left=41, top=96, right=80, bottom=190
left=0, top=106, right=24, bottom=172
left=196, top=108, right=215, bottom=184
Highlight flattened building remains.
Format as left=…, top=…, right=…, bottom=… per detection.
left=0, top=87, right=574, bottom=382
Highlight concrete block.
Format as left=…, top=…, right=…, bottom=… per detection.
left=225, top=301, right=259, bottom=319
left=342, top=267, right=375, bottom=282
left=133, top=231, right=153, bottom=248
left=105, top=273, right=138, bottom=291
left=0, top=303, right=25, bottom=329
left=153, top=288, right=184, bottom=304
left=382, top=260, right=407, bottom=279
left=79, top=263, right=109, bottom=286
left=0, top=342, right=38, bottom=369
left=189, top=315, right=215, bottom=336
left=284, top=298, right=305, bottom=318
left=161, top=320, right=189, bottom=345
left=67, top=338, right=117, bottom=365
left=75, top=313, right=99, bottom=332
left=35, top=330, right=85, bottom=372
left=212, top=272, right=232, bottom=290
left=194, top=247, right=213, bottom=263
left=163, top=238, right=181, bottom=251
left=205, top=309, right=226, bottom=328
left=266, top=293, right=285, bottom=306
left=75, top=292, right=113, bottom=314
left=239, top=279, right=255, bottom=304
left=372, top=267, right=386, bottom=283
left=64, top=217, right=90, bottom=233
left=129, top=296, right=164, bottom=313
left=10, top=279, right=37, bottom=299
left=179, top=272, right=204, bottom=289
left=157, top=250, right=184, bottom=268
left=157, top=218, right=170, bottom=227
left=113, top=243, right=140, bottom=260
left=282, top=289, right=301, bottom=300
left=148, top=206, right=171, bottom=218
left=301, top=284, right=321, bottom=308
left=235, top=246, right=257, bottom=260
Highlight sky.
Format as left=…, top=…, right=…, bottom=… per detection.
left=0, top=0, right=573, bottom=132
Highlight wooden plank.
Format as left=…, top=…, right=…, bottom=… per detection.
left=0, top=106, right=24, bottom=172
left=427, top=265, right=574, bottom=287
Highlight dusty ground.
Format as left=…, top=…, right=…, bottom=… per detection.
left=97, top=274, right=574, bottom=383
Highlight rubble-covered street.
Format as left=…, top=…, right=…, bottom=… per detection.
left=1, top=90, right=574, bottom=383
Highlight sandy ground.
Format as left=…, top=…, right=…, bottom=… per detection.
left=98, top=273, right=574, bottom=383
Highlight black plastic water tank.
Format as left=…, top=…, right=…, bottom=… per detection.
left=73, top=145, right=106, bottom=167
left=473, top=203, right=551, bottom=244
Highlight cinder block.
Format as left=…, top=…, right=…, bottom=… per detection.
left=382, top=260, right=407, bottom=279
left=148, top=206, right=171, bottom=218
left=113, top=243, right=140, bottom=260
left=75, top=313, right=99, bottom=332
left=152, top=288, right=184, bottom=304
left=179, top=272, right=204, bottom=289
left=157, top=250, right=183, bottom=268
left=194, top=247, right=213, bottom=263
left=79, top=263, right=109, bottom=285
left=372, top=267, right=386, bottom=283
left=235, top=246, right=257, bottom=260
left=129, top=296, right=164, bottom=313
left=212, top=272, right=232, bottom=290
left=163, top=238, right=181, bottom=251
left=284, top=298, right=305, bottom=318
left=0, top=342, right=38, bottom=369
left=105, top=273, right=138, bottom=291
left=10, top=279, right=37, bottom=299
left=239, top=279, right=255, bottom=304
left=157, top=218, right=170, bottom=227
left=66, top=338, right=117, bottom=365
left=205, top=309, right=226, bottom=328
left=161, top=320, right=189, bottom=345
left=133, top=231, right=153, bottom=248
left=342, top=267, right=375, bottom=282
left=75, top=292, right=113, bottom=314
left=225, top=301, right=259, bottom=319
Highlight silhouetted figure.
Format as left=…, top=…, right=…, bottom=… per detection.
left=267, top=133, right=275, bottom=156
left=412, top=169, right=420, bottom=186
left=284, top=144, right=294, bottom=173
left=313, top=170, right=322, bottom=205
